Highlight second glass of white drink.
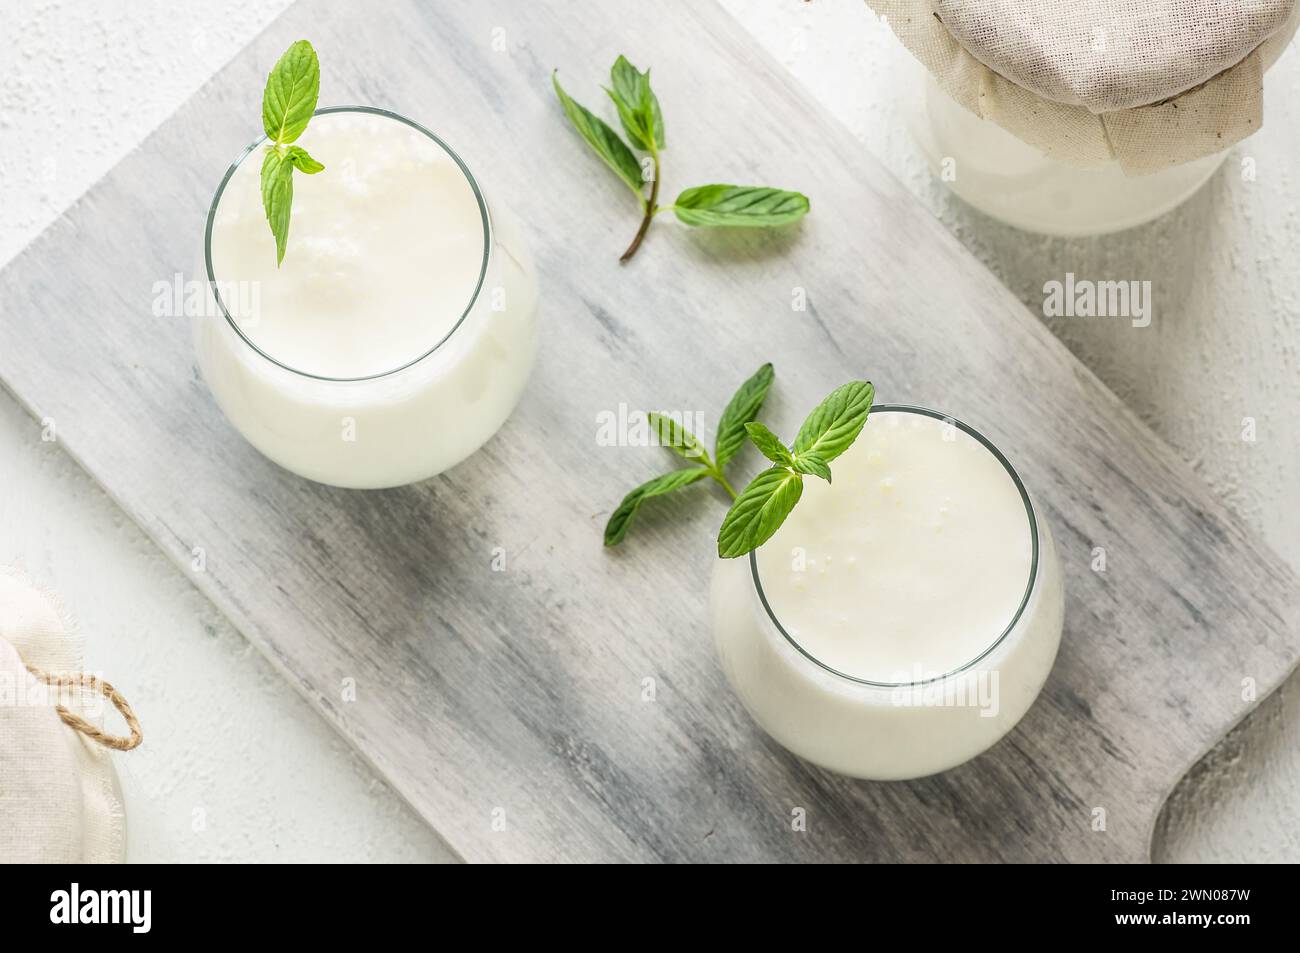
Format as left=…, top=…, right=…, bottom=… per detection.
left=197, top=106, right=538, bottom=489
left=711, top=406, right=1064, bottom=780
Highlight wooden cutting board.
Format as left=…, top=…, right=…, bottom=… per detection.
left=1, top=0, right=1296, bottom=862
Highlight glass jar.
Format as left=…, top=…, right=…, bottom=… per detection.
left=195, top=106, right=538, bottom=489
left=909, top=75, right=1228, bottom=236
left=709, top=405, right=1064, bottom=780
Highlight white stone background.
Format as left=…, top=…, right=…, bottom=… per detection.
left=0, top=0, right=1296, bottom=862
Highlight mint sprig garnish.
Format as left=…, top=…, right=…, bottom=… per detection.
left=260, top=40, right=324, bottom=266
left=602, top=369, right=874, bottom=558
left=553, top=56, right=809, bottom=262
left=717, top=381, right=873, bottom=558
left=603, top=363, right=773, bottom=547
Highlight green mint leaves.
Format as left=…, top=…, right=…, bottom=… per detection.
left=717, top=381, right=874, bottom=558
left=260, top=40, right=324, bottom=266
left=602, top=368, right=875, bottom=560
left=553, top=55, right=809, bottom=261
left=603, top=363, right=774, bottom=547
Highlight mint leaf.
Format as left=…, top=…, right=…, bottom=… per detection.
left=553, top=71, right=644, bottom=198
left=648, top=412, right=711, bottom=466
left=792, top=452, right=832, bottom=483
left=285, top=145, right=324, bottom=174
left=792, top=381, right=874, bottom=463
left=262, top=40, right=320, bottom=145
left=605, top=89, right=655, bottom=156
left=744, top=421, right=793, bottom=467
left=605, top=468, right=709, bottom=546
left=671, top=185, right=810, bottom=227
left=607, top=55, right=663, bottom=151
left=260, top=150, right=294, bottom=266
left=714, top=363, right=774, bottom=466
left=717, top=467, right=804, bottom=559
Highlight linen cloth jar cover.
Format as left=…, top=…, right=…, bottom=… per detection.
left=0, top=567, right=130, bottom=863
left=868, top=0, right=1300, bottom=173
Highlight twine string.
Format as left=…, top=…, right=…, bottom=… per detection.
left=24, top=666, right=143, bottom=752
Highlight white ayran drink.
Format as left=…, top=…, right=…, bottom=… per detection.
left=197, top=107, right=538, bottom=488
left=711, top=406, right=1063, bottom=780
left=911, top=76, right=1225, bottom=237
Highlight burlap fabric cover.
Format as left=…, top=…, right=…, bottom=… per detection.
left=868, top=0, right=1300, bottom=173
left=0, top=568, right=126, bottom=863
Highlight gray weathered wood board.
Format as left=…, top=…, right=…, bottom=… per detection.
left=1, top=0, right=1297, bottom=862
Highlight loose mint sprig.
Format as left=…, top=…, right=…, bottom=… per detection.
left=604, top=363, right=774, bottom=546
left=603, top=369, right=875, bottom=560
left=260, top=40, right=325, bottom=265
left=553, top=56, right=810, bottom=262
left=717, top=381, right=873, bottom=558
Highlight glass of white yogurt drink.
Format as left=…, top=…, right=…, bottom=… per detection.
left=197, top=106, right=538, bottom=489
left=710, top=405, right=1064, bottom=780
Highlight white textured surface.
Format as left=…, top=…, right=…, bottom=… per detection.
left=0, top=0, right=1295, bottom=863
left=0, top=0, right=453, bottom=863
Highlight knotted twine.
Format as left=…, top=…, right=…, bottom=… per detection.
left=23, top=665, right=143, bottom=751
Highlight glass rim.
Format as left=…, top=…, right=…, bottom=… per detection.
left=203, top=104, right=493, bottom=383
left=747, top=404, right=1041, bottom=689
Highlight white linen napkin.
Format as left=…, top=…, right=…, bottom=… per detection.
left=0, top=567, right=126, bottom=863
